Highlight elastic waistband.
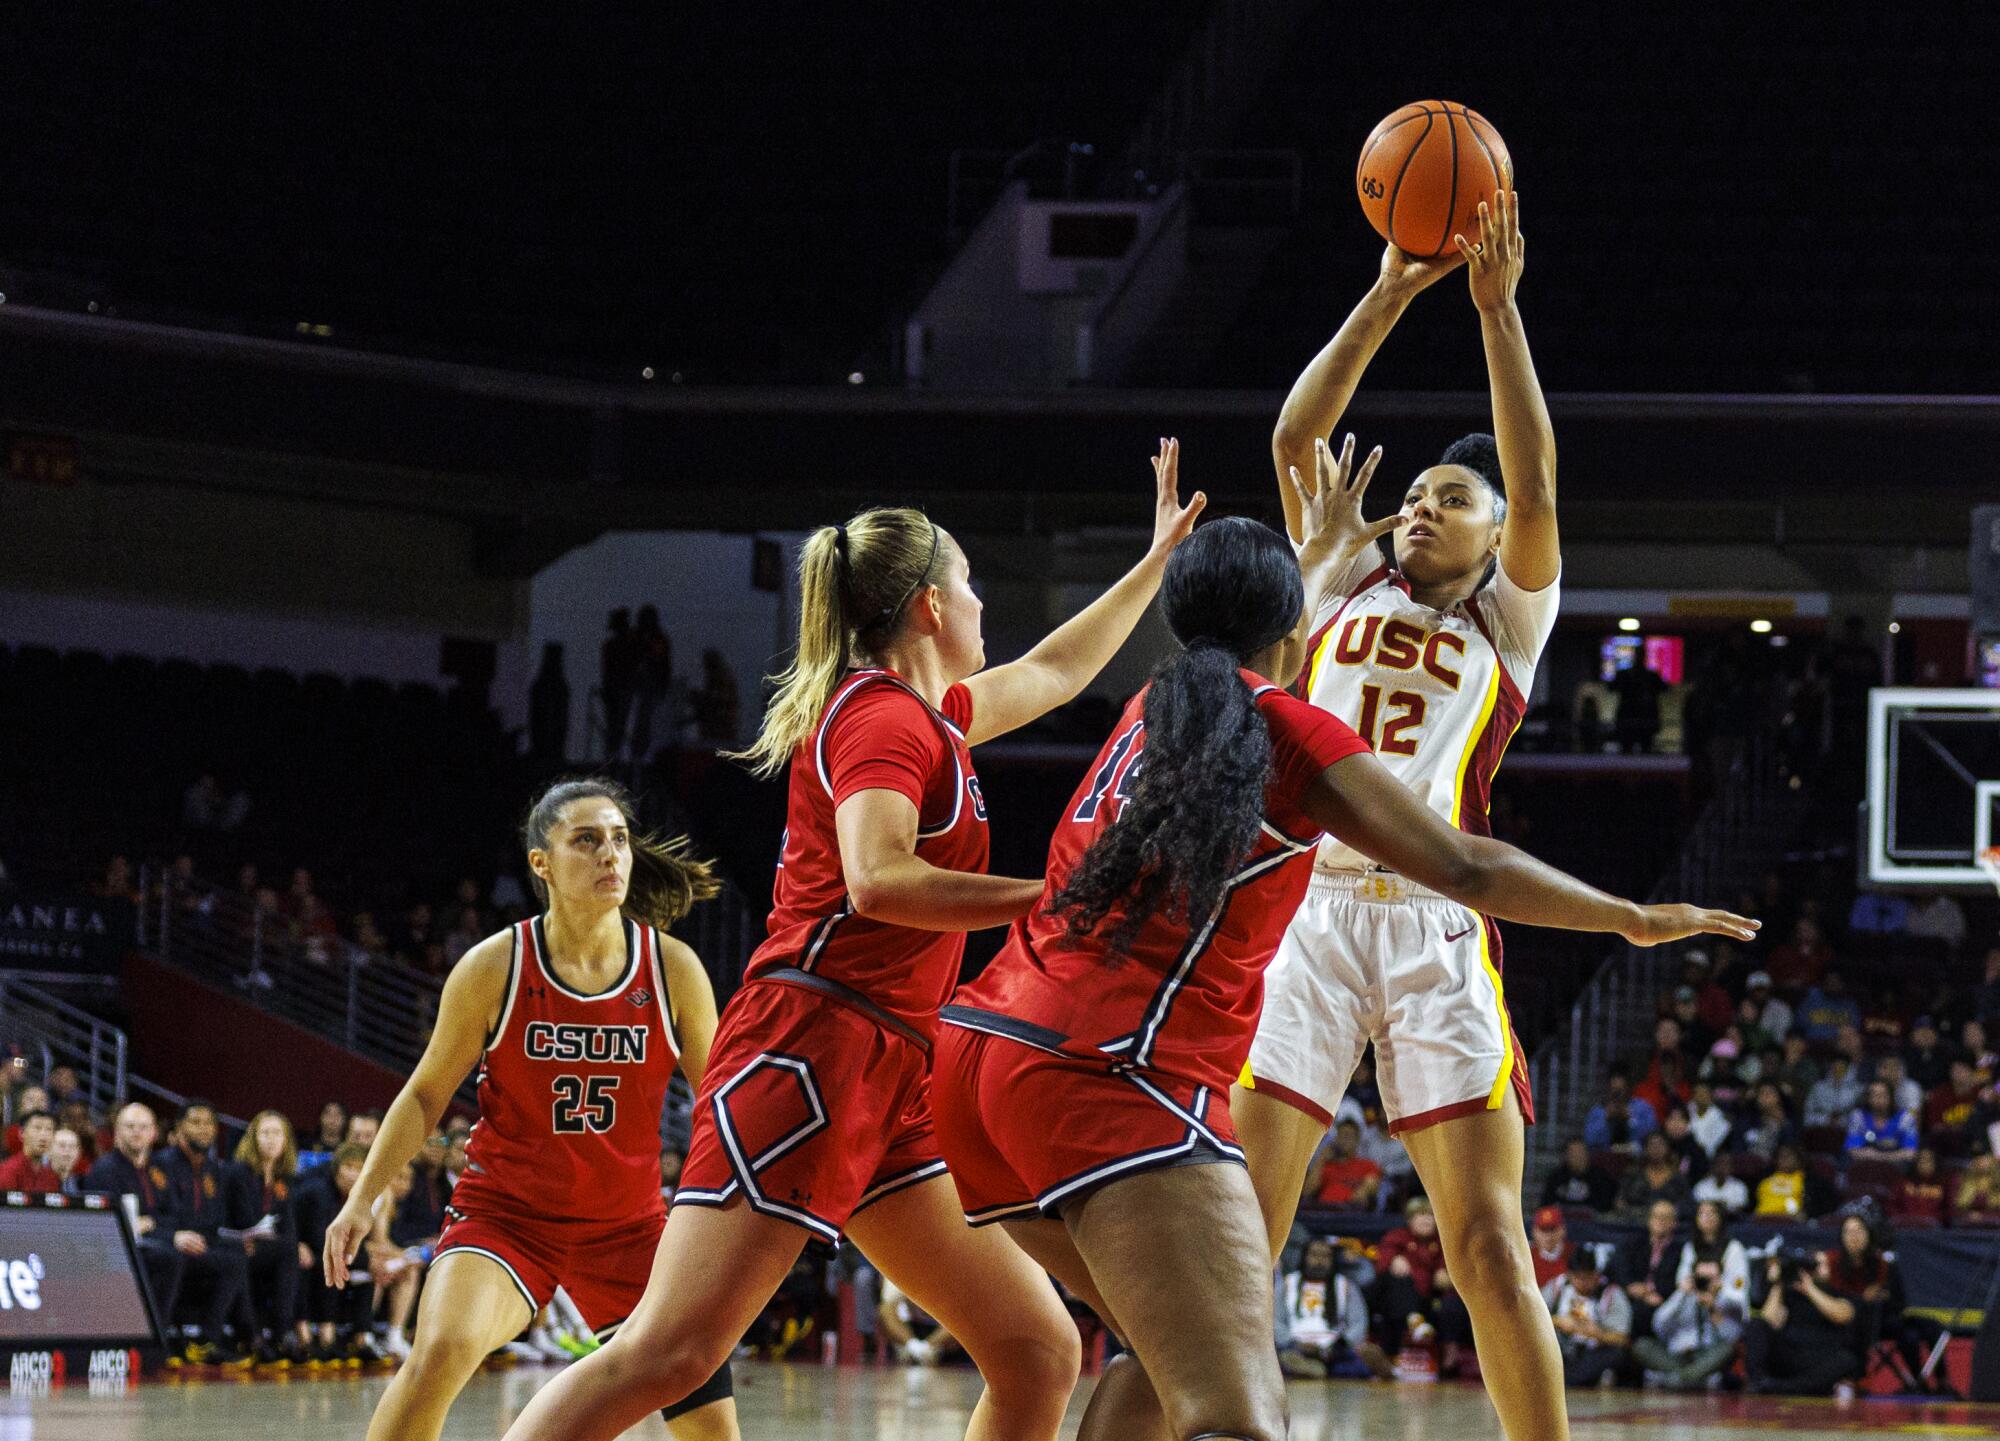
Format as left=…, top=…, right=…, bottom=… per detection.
left=761, top=967, right=931, bottom=1053
left=939, top=1003, right=1072, bottom=1054
left=1309, top=867, right=1448, bottom=904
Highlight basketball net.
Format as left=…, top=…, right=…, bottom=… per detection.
left=1981, top=846, right=2000, bottom=900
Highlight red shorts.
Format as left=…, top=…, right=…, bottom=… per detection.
left=675, top=976, right=945, bottom=1244
left=932, top=1007, right=1244, bottom=1226
left=435, top=1187, right=665, bottom=1337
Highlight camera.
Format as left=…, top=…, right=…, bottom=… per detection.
left=1771, top=1246, right=1818, bottom=1288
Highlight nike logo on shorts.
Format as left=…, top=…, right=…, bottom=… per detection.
left=1443, top=924, right=1478, bottom=944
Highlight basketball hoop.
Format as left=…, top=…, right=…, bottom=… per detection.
left=1981, top=846, right=2000, bottom=899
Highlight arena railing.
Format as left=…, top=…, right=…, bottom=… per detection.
left=0, top=979, right=239, bottom=1135
left=0, top=975, right=128, bottom=1115
left=135, top=863, right=765, bottom=1110
left=1523, top=734, right=1790, bottom=1175
left=136, top=868, right=446, bottom=1081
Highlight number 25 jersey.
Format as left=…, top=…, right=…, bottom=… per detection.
left=459, top=917, right=681, bottom=1226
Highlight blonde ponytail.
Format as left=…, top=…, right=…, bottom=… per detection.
left=730, top=508, right=943, bottom=778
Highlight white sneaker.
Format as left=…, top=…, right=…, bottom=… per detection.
left=384, top=1329, right=412, bottom=1360
left=902, top=1338, right=934, bottom=1366
left=1834, top=1381, right=1857, bottom=1403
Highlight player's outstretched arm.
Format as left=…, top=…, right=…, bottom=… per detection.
left=1457, top=189, right=1558, bottom=591
left=1299, top=751, right=1759, bottom=947
left=323, top=932, right=506, bottom=1286
left=963, top=437, right=1202, bottom=746
left=1273, top=245, right=1464, bottom=544
left=1288, top=433, right=1403, bottom=619
left=659, top=934, right=720, bottom=1090
left=835, top=789, right=1044, bottom=931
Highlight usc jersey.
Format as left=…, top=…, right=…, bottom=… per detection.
left=951, top=675, right=1369, bottom=1093
left=1296, top=556, right=1559, bottom=865
left=458, top=917, right=681, bottom=1226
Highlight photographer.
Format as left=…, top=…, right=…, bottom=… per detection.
left=1633, top=1213, right=1744, bottom=1390
left=1675, top=1200, right=1751, bottom=1312
left=1823, top=1210, right=1951, bottom=1396
left=1742, top=1248, right=1857, bottom=1396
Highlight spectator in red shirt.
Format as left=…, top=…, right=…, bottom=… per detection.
left=1925, top=1060, right=1988, bottom=1156
left=1372, top=1196, right=1450, bottom=1348
left=1635, top=1018, right=1693, bottom=1117
left=1681, top=949, right=1735, bottom=1038
left=1530, top=1206, right=1574, bottom=1289
left=1889, top=1147, right=1946, bottom=1227
left=0, top=1111, right=60, bottom=1193
left=1306, top=1120, right=1383, bottom=1209
left=1764, top=917, right=1831, bottom=997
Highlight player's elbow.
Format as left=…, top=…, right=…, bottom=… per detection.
left=1272, top=418, right=1312, bottom=472
left=846, top=868, right=898, bottom=920
left=1426, top=837, right=1496, bottom=907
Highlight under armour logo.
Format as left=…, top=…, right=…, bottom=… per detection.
left=524, top=984, right=548, bottom=1001
left=789, top=1189, right=813, bottom=1206
left=629, top=989, right=652, bottom=1008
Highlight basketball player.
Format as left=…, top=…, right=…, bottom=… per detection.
left=1236, top=189, right=1580, bottom=1437
left=931, top=472, right=1753, bottom=1441
left=501, top=444, right=1207, bottom=1441
left=325, top=779, right=738, bottom=1441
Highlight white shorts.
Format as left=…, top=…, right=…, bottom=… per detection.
left=1244, top=870, right=1532, bottom=1137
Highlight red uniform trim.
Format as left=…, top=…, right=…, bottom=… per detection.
left=1454, top=598, right=1528, bottom=839
left=1243, top=1073, right=1333, bottom=1128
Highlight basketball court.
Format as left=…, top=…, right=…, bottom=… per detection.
left=7, top=1363, right=1999, bottom=1439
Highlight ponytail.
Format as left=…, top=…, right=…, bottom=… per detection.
left=1051, top=645, right=1271, bottom=953
left=1050, top=515, right=1303, bottom=955
left=730, top=508, right=945, bottom=778
left=522, top=777, right=719, bottom=928
left=731, top=526, right=849, bottom=778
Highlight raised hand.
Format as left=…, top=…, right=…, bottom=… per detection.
left=1378, top=242, right=1467, bottom=302
left=1455, top=189, right=1524, bottom=314
left=1147, top=437, right=1207, bottom=558
left=1289, top=432, right=1401, bottom=586
left=1620, top=903, right=1760, bottom=947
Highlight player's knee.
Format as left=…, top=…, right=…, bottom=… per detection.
left=998, top=1317, right=1082, bottom=1397
left=405, top=1326, right=488, bottom=1382
left=1451, top=1207, right=1533, bottom=1300
left=620, top=1327, right=735, bottom=1405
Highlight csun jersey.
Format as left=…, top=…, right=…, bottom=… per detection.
left=457, top=917, right=681, bottom=1227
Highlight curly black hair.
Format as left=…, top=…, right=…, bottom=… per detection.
left=1050, top=518, right=1303, bottom=954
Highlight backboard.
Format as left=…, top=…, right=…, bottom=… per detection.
left=1866, top=688, right=2000, bottom=888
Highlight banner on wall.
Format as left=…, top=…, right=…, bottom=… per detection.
left=0, top=895, right=133, bottom=976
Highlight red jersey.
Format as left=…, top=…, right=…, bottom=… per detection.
left=460, top=917, right=680, bottom=1226
left=743, top=669, right=989, bottom=1040
left=952, top=676, right=1368, bottom=1092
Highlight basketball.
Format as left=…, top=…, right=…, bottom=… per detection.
left=1356, top=101, right=1512, bottom=259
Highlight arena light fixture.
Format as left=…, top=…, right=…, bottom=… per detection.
left=1617, top=617, right=1640, bottom=632
left=1749, top=619, right=1773, bottom=634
